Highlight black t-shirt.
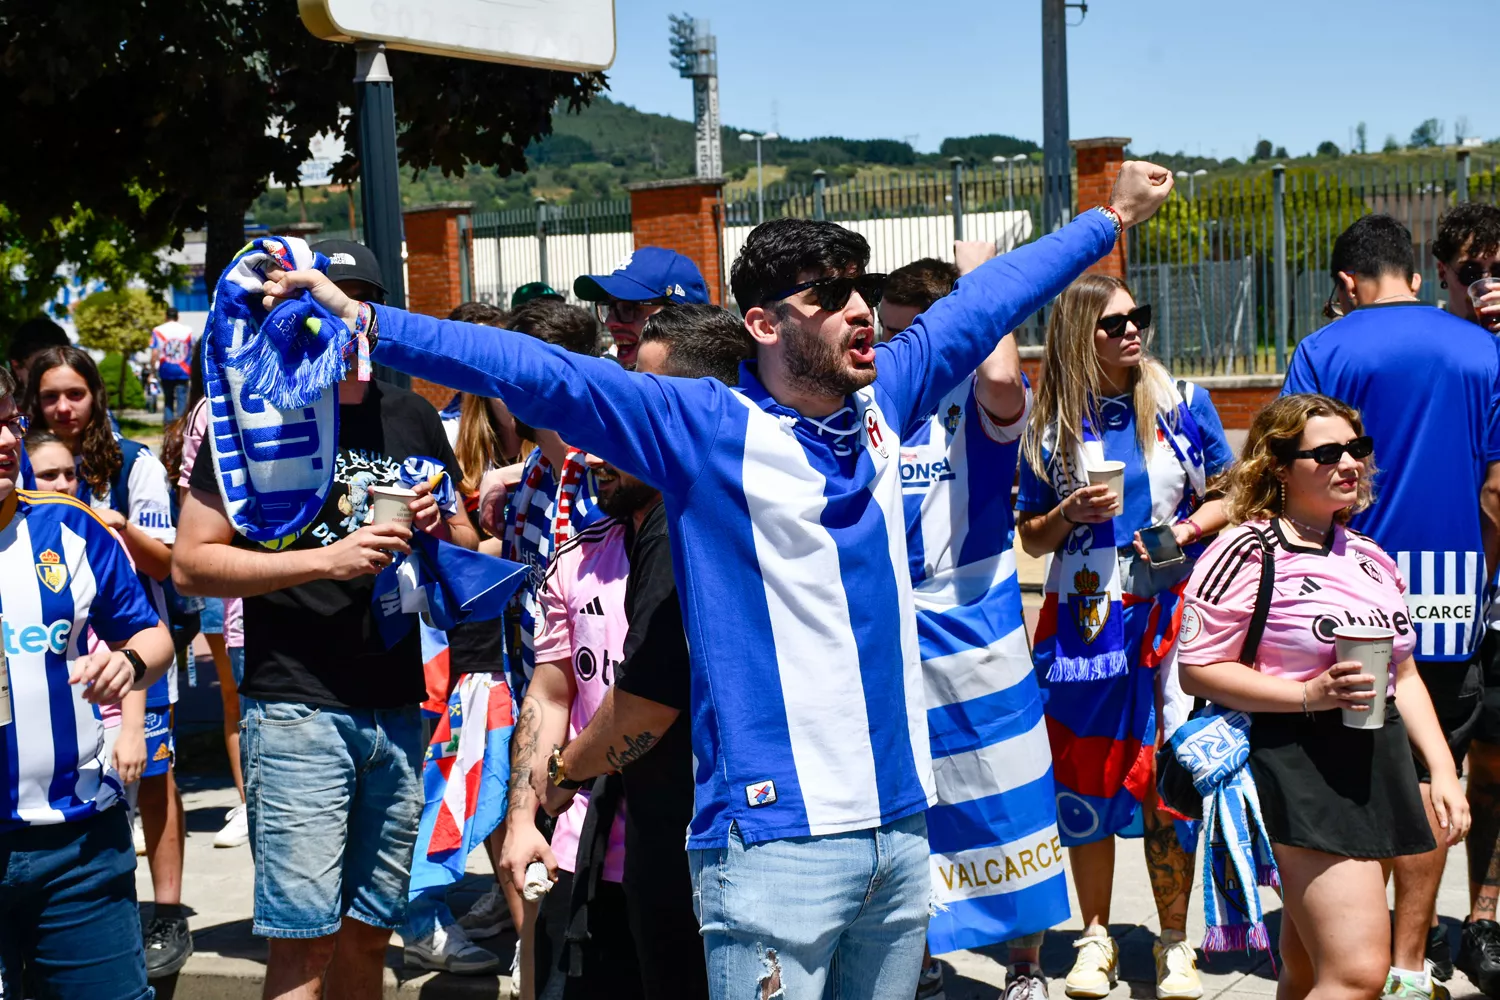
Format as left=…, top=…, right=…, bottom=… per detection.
left=189, top=380, right=463, bottom=709
left=613, top=501, right=694, bottom=884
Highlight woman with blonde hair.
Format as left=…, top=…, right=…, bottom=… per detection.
left=1017, top=273, right=1233, bottom=1000
left=1177, top=393, right=1466, bottom=1000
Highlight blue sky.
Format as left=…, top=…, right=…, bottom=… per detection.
left=603, top=0, right=1485, bottom=159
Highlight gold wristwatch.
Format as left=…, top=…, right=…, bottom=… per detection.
left=548, top=747, right=586, bottom=790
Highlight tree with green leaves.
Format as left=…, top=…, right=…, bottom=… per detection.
left=1316, top=141, right=1341, bottom=157
left=1409, top=119, right=1444, bottom=149
left=1356, top=122, right=1367, bottom=155
left=0, top=2, right=605, bottom=288
left=1254, top=139, right=1274, bottom=161
left=73, top=289, right=164, bottom=404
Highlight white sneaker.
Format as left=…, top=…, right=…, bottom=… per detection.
left=457, top=882, right=514, bottom=939
left=1065, top=932, right=1119, bottom=999
left=132, top=812, right=146, bottom=856
left=213, top=803, right=249, bottom=848
left=1154, top=936, right=1204, bottom=1000
left=509, top=939, right=521, bottom=999
left=403, top=922, right=501, bottom=975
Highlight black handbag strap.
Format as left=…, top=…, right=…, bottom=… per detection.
left=1237, top=526, right=1276, bottom=666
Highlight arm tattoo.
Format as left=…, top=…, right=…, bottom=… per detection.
left=605, top=730, right=658, bottom=772
left=509, top=695, right=543, bottom=810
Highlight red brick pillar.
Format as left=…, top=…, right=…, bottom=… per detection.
left=1069, top=138, right=1131, bottom=279
left=401, top=201, right=472, bottom=408
left=625, top=179, right=726, bottom=305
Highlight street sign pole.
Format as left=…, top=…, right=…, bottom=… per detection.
left=354, top=41, right=408, bottom=387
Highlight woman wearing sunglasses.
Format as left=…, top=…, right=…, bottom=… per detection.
left=1176, top=394, right=1466, bottom=1000
left=1017, top=273, right=1233, bottom=1000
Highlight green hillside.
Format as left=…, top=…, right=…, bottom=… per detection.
left=251, top=96, right=1038, bottom=229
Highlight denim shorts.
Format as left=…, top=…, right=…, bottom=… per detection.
left=241, top=699, right=423, bottom=938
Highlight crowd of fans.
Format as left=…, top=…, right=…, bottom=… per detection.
left=9, top=161, right=1500, bottom=1000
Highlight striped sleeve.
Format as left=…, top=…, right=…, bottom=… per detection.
left=1178, top=526, right=1264, bottom=666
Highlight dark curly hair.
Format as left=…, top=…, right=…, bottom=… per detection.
left=24, top=346, right=120, bottom=498
left=1433, top=202, right=1500, bottom=265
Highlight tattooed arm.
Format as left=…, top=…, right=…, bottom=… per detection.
left=499, top=659, right=575, bottom=891
left=544, top=687, right=680, bottom=815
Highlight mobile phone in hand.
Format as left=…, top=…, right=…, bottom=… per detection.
left=1139, top=524, right=1185, bottom=569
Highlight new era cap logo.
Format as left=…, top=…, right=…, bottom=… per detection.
left=745, top=780, right=777, bottom=807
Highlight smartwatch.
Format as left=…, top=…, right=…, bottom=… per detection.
left=548, top=747, right=586, bottom=790
left=122, top=648, right=148, bottom=685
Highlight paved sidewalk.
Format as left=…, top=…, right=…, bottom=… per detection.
left=138, top=777, right=1486, bottom=999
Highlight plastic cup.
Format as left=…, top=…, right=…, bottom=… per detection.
left=1469, top=276, right=1500, bottom=331
left=1087, top=461, right=1126, bottom=516
left=368, top=485, right=417, bottom=527
left=1333, top=625, right=1395, bottom=730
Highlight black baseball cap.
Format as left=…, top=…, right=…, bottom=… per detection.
left=311, top=239, right=386, bottom=298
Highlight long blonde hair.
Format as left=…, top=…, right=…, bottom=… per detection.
left=454, top=394, right=528, bottom=496
left=1023, top=273, right=1175, bottom=483
left=1220, top=394, right=1376, bottom=525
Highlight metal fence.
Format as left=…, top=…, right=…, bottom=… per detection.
left=463, top=199, right=632, bottom=308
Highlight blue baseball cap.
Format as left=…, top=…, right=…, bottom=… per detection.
left=573, top=247, right=709, bottom=305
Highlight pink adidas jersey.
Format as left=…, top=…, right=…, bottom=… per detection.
left=534, top=517, right=629, bottom=881
left=1179, top=520, right=1413, bottom=696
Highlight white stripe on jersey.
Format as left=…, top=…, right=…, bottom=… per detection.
left=61, top=522, right=107, bottom=810
left=913, top=550, right=1014, bottom=616
left=6, top=516, right=58, bottom=824
left=738, top=395, right=882, bottom=834
left=921, top=624, right=1034, bottom=711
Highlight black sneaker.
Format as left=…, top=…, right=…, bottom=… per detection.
left=143, top=916, right=193, bottom=978
left=1458, top=918, right=1500, bottom=998
left=1428, top=923, right=1454, bottom=981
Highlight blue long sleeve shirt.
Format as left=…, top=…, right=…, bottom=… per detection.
left=372, top=211, right=1115, bottom=846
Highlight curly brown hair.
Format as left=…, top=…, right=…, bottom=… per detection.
left=24, top=346, right=121, bottom=498
left=1221, top=393, right=1376, bottom=525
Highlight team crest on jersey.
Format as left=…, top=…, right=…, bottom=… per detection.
left=864, top=410, right=888, bottom=458
left=745, top=780, right=777, bottom=807
left=35, top=549, right=66, bottom=594
left=1358, top=555, right=1383, bottom=583
left=1068, top=567, right=1109, bottom=644
left=942, top=404, right=962, bottom=435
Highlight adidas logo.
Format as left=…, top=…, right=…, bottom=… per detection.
left=580, top=596, right=604, bottom=616
left=1298, top=578, right=1322, bottom=596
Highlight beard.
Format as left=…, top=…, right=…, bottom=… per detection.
left=779, top=319, right=876, bottom=399
left=597, top=473, right=660, bottom=519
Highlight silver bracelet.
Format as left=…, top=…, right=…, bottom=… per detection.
left=1095, top=205, right=1123, bottom=239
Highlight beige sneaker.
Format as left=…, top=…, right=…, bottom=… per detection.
left=1154, top=936, right=1204, bottom=1000
left=1065, top=932, right=1119, bottom=999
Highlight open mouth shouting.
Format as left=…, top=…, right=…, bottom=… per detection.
left=848, top=326, right=876, bottom=366
left=611, top=329, right=640, bottom=367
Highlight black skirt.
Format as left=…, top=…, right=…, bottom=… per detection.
left=1248, top=701, right=1436, bottom=859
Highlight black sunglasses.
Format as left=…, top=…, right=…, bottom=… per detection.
left=1097, top=304, right=1151, bottom=338
left=764, top=274, right=887, bottom=312
left=1456, top=260, right=1500, bottom=287
left=1292, top=435, right=1374, bottom=465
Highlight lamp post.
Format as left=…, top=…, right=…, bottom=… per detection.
left=1174, top=168, right=1209, bottom=198
left=993, top=153, right=1030, bottom=215
left=739, top=131, right=778, bottom=224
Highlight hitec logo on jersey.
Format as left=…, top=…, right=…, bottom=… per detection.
left=745, top=780, right=777, bottom=807
left=864, top=411, right=888, bottom=458
left=2, top=619, right=73, bottom=657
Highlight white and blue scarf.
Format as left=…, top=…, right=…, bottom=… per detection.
left=203, top=236, right=349, bottom=549
left=1170, top=709, right=1278, bottom=954
left=1040, top=379, right=1207, bottom=681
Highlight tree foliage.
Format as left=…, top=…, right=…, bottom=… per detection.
left=1315, top=141, right=1341, bottom=157
left=1409, top=119, right=1444, bottom=149
left=0, top=1, right=606, bottom=283
left=74, top=289, right=162, bottom=357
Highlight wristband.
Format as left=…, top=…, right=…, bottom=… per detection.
left=1180, top=520, right=1203, bottom=543
left=1096, top=205, right=1124, bottom=239
left=352, top=303, right=374, bottom=382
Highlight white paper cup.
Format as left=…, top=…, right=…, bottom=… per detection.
left=1333, top=625, right=1395, bottom=729
left=368, top=485, right=418, bottom=526
left=1087, top=461, right=1126, bottom=515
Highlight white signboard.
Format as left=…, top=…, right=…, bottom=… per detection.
left=299, top=0, right=616, bottom=71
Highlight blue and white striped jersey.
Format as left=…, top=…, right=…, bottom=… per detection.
left=374, top=212, right=1115, bottom=846
left=0, top=491, right=162, bottom=830
left=904, top=378, right=1071, bottom=952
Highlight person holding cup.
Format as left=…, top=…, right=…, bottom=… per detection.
left=1017, top=273, right=1232, bottom=1000
left=1178, top=393, right=1467, bottom=1000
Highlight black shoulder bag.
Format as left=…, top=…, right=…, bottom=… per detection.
left=1154, top=526, right=1274, bottom=820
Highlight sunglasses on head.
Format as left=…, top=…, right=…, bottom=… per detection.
left=1292, top=435, right=1374, bottom=465
left=1455, top=260, right=1500, bottom=288
left=1097, top=304, right=1151, bottom=338
left=764, top=273, right=887, bottom=312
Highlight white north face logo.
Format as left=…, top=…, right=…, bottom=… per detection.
left=329, top=252, right=356, bottom=266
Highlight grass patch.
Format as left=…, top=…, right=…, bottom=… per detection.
left=96, top=353, right=147, bottom=410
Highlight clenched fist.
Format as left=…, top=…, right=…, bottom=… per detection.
left=1107, top=161, right=1175, bottom=230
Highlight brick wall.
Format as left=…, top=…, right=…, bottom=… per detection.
left=1018, top=350, right=1280, bottom=431
left=627, top=179, right=725, bottom=305
left=401, top=202, right=472, bottom=408
left=1070, top=138, right=1130, bottom=279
